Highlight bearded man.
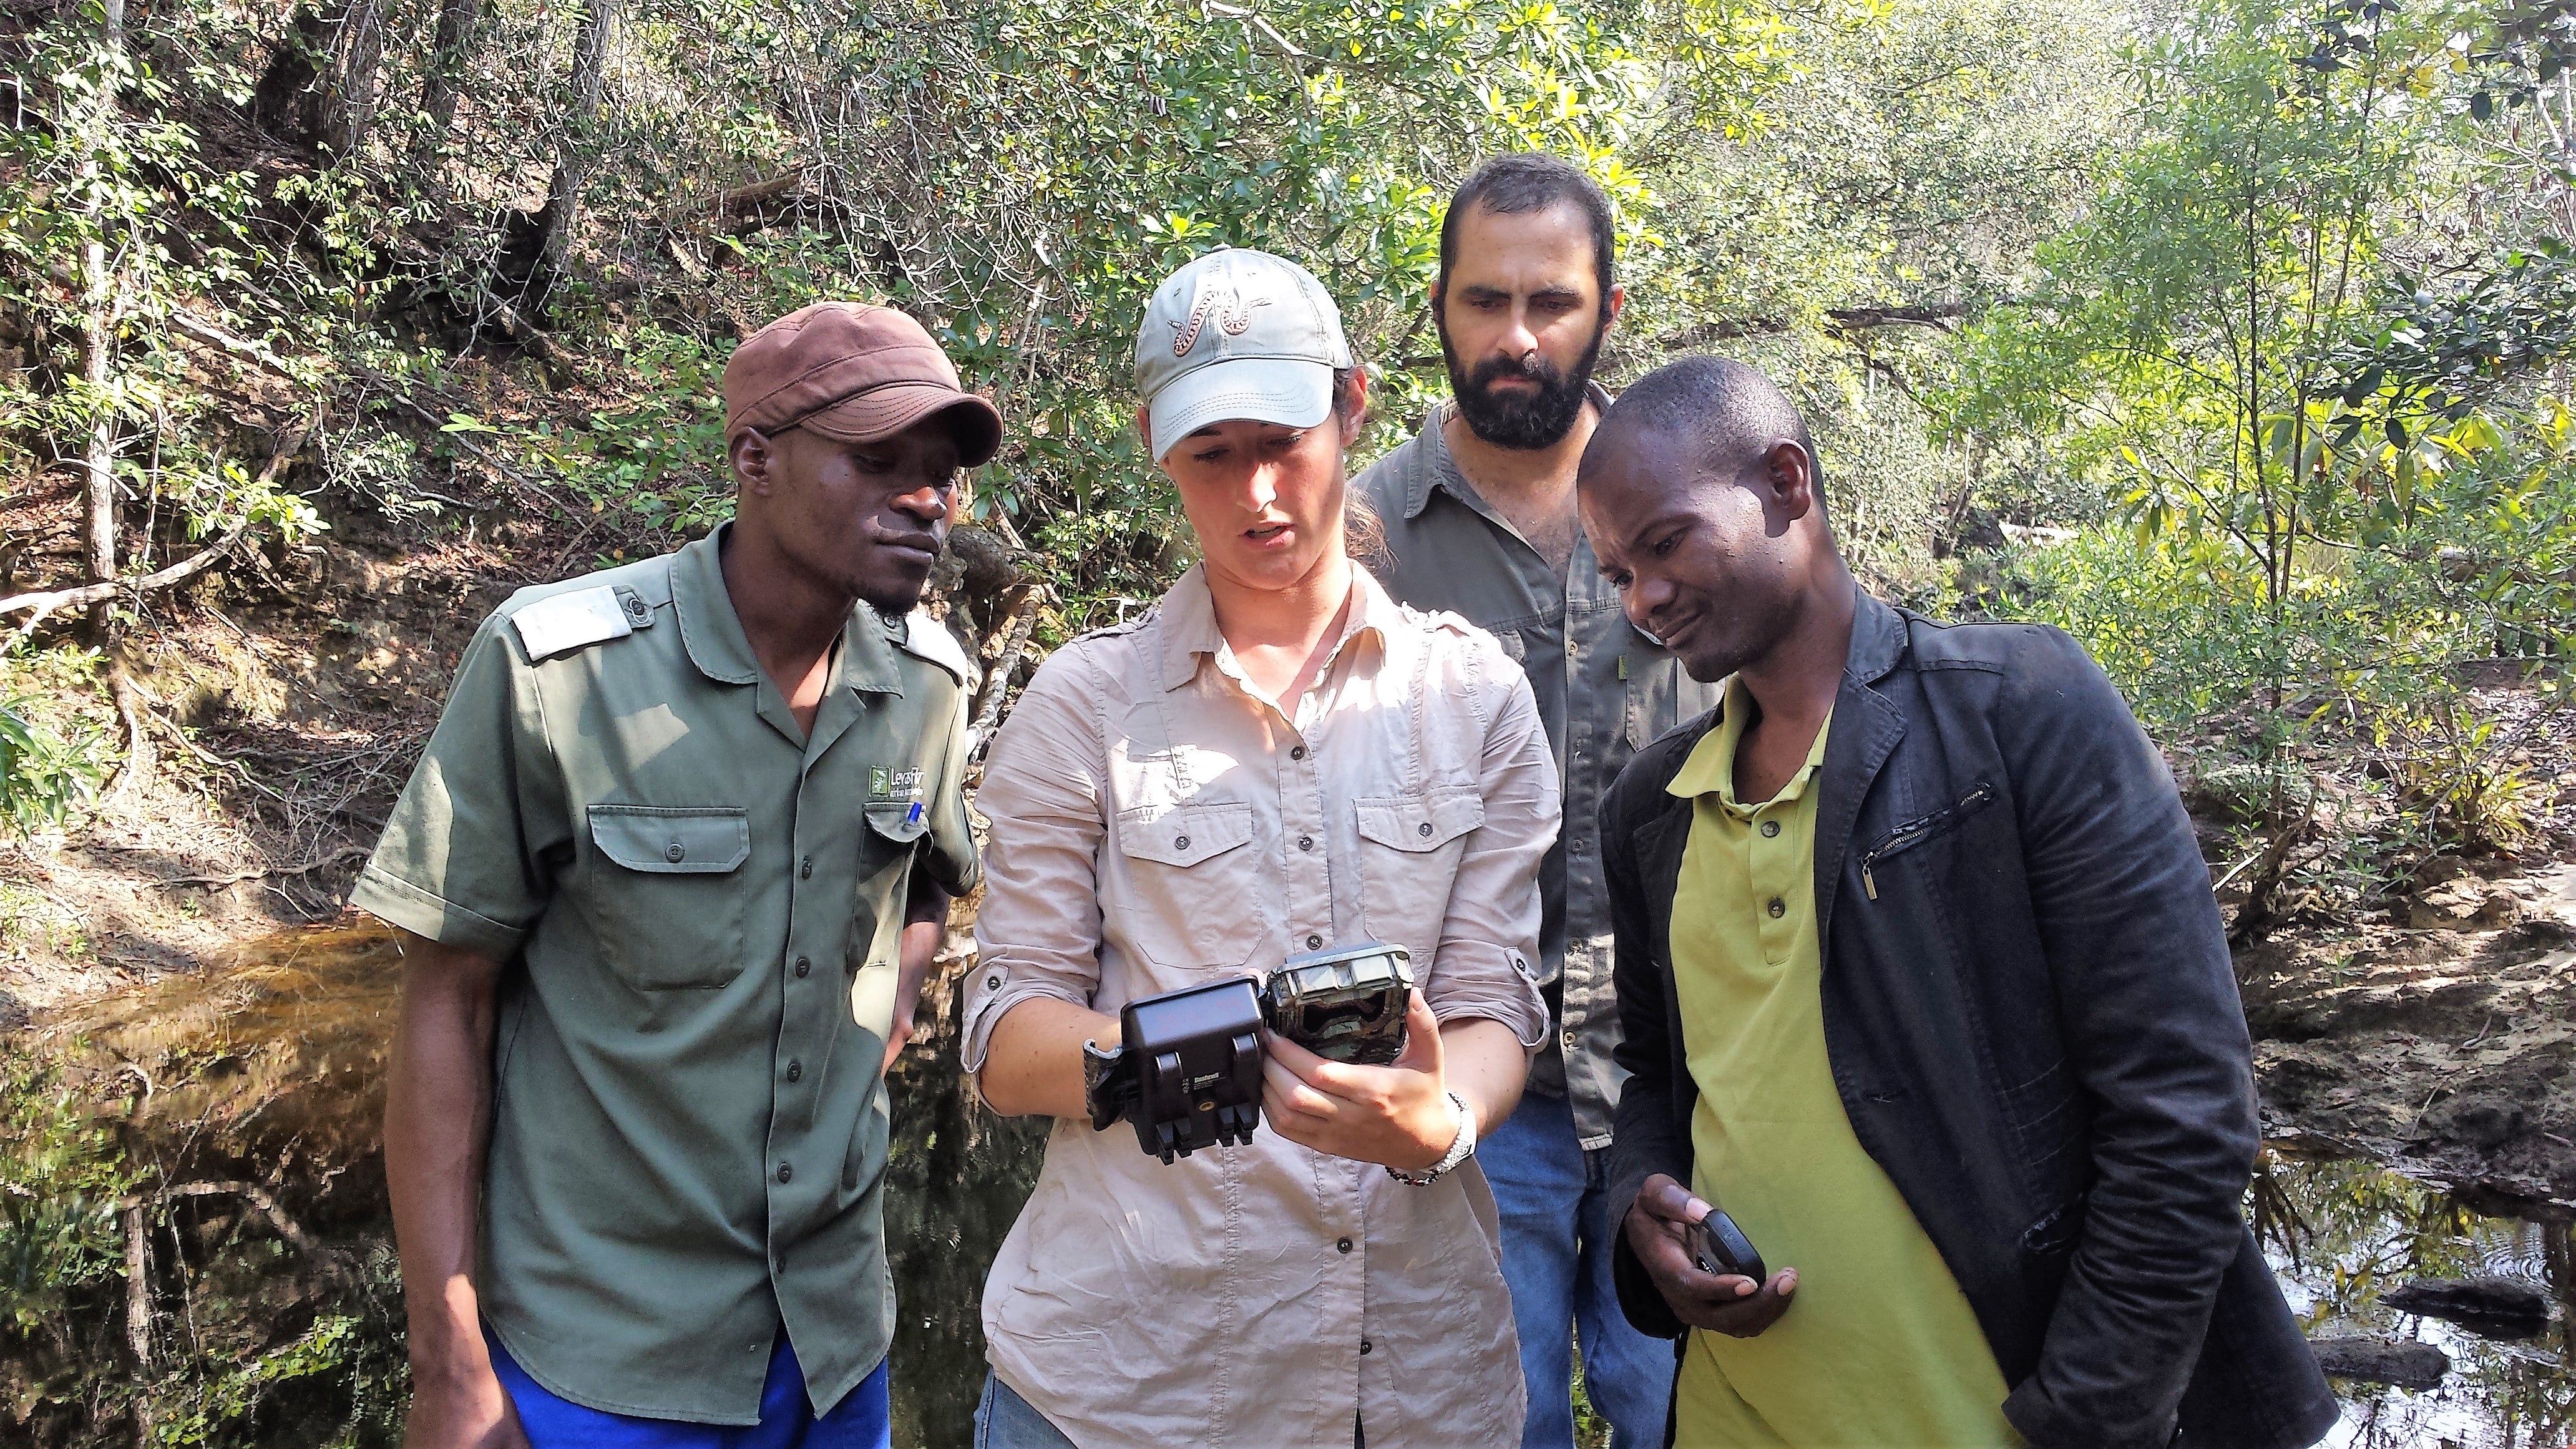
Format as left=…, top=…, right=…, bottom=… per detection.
left=1350, top=153, right=1716, bottom=1449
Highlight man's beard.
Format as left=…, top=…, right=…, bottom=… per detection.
left=1440, top=313, right=1607, bottom=451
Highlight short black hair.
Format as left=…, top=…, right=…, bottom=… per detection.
left=1437, top=153, right=1616, bottom=310
left=1593, top=354, right=1825, bottom=499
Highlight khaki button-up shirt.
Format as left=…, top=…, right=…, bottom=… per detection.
left=963, top=563, right=1557, bottom=1449
left=1352, top=392, right=1725, bottom=1148
left=351, top=525, right=977, bottom=1423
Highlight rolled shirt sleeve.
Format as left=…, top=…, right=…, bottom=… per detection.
left=1420, top=650, right=1556, bottom=1048
left=351, top=613, right=568, bottom=956
left=961, top=644, right=1110, bottom=1073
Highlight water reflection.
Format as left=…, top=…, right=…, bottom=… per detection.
left=2260, top=1151, right=2575, bottom=1448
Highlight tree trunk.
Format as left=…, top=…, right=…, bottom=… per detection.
left=80, top=0, right=127, bottom=635
left=412, top=0, right=486, bottom=178
left=529, top=0, right=618, bottom=304
left=327, top=0, right=388, bottom=157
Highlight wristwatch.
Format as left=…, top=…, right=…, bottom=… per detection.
left=1387, top=1090, right=1476, bottom=1186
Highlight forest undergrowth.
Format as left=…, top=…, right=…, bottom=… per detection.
left=6, top=0, right=2576, bottom=1439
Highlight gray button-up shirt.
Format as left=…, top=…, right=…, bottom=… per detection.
left=1352, top=391, right=1724, bottom=1148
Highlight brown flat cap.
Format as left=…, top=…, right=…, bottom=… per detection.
left=723, top=301, right=1002, bottom=466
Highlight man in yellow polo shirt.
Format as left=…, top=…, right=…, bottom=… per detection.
left=1663, top=676, right=2017, bottom=1444
left=1573, top=357, right=2335, bottom=1449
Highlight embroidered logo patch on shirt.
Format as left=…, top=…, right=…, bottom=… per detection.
left=869, top=766, right=924, bottom=804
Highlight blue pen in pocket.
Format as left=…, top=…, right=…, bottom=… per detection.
left=905, top=800, right=925, bottom=827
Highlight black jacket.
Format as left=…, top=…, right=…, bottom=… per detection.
left=1601, top=593, right=2336, bottom=1449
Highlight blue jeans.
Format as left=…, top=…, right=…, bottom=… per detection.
left=972, top=1376, right=1078, bottom=1448
left=489, top=1329, right=890, bottom=1449
left=1482, top=1090, right=1672, bottom=1449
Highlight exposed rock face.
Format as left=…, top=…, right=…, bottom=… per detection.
left=2308, top=1335, right=2451, bottom=1390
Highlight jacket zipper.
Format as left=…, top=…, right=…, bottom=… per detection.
left=1860, top=783, right=1998, bottom=900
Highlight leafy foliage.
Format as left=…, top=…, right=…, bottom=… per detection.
left=1953, top=0, right=2576, bottom=924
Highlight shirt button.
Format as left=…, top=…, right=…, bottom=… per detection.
left=787, top=1060, right=803, bottom=1083
left=1762, top=820, right=1781, bottom=838
left=1337, top=1237, right=1353, bottom=1254
left=1299, top=836, right=1314, bottom=852
left=1571, top=838, right=1586, bottom=852
left=987, top=973, right=1001, bottom=989
left=1290, top=745, right=1307, bottom=760
left=795, top=957, right=811, bottom=978
left=1176, top=835, right=1191, bottom=851
left=665, top=841, right=686, bottom=862
left=1360, top=1338, right=1373, bottom=1355
left=799, top=856, right=812, bottom=879
left=1563, top=1029, right=1577, bottom=1050
left=1417, top=822, right=1433, bottom=837
left=1768, top=899, right=1786, bottom=919
left=1307, top=935, right=1323, bottom=950
left=776, top=1163, right=793, bottom=1184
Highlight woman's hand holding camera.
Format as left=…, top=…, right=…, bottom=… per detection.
left=1260, top=990, right=1460, bottom=1171
left=1624, top=1174, right=1798, bottom=1337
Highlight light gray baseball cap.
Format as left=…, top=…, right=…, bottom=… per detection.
left=1134, top=247, right=1355, bottom=462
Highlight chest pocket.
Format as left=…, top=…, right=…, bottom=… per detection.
left=583, top=805, right=751, bottom=990
left=1354, top=788, right=1484, bottom=961
left=864, top=797, right=930, bottom=855
left=844, top=793, right=933, bottom=973
left=1113, top=801, right=1264, bottom=970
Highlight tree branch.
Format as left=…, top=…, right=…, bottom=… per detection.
left=146, top=844, right=368, bottom=889
left=1644, top=301, right=1971, bottom=354
left=0, top=424, right=306, bottom=620
left=0, top=512, right=260, bottom=618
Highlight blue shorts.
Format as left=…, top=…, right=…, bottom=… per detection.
left=487, top=1329, right=890, bottom=1449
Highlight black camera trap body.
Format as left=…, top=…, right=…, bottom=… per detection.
left=1082, top=977, right=1265, bottom=1164
left=1258, top=942, right=1415, bottom=1066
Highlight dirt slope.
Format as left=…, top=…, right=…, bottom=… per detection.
left=2247, top=862, right=2576, bottom=1204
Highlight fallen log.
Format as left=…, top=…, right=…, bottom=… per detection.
left=2382, top=1275, right=2552, bottom=1332
left=2308, top=1335, right=2449, bottom=1390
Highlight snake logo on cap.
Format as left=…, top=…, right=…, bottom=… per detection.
left=1171, top=268, right=1271, bottom=356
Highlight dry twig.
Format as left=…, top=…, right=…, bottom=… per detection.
left=146, top=844, right=368, bottom=890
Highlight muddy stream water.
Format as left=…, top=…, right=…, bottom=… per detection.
left=66, top=922, right=2576, bottom=1448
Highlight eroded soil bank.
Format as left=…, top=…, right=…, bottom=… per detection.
left=2247, top=861, right=2576, bottom=1204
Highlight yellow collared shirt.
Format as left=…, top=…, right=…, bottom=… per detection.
left=1666, top=678, right=2019, bottom=1447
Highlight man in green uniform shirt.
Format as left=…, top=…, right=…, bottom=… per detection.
left=359, top=303, right=998, bottom=1448
left=1578, top=357, right=2334, bottom=1449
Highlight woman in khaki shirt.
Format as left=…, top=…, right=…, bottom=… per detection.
left=963, top=246, right=1560, bottom=1449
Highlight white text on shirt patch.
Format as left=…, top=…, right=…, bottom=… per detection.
left=869, top=767, right=924, bottom=804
